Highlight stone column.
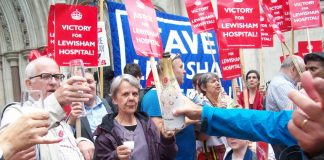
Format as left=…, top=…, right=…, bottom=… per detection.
left=0, top=56, right=5, bottom=107
left=20, top=48, right=32, bottom=91
left=5, top=52, right=21, bottom=102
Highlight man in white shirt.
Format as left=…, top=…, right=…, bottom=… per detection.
left=1, top=57, right=94, bottom=160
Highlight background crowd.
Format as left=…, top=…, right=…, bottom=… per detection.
left=0, top=52, right=324, bottom=160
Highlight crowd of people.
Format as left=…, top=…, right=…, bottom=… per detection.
left=0, top=51, right=324, bottom=160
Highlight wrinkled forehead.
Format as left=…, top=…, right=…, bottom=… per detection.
left=34, top=60, right=60, bottom=75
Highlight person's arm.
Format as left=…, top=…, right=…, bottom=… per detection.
left=0, top=112, right=62, bottom=159
left=76, top=138, right=94, bottom=160
left=200, top=106, right=297, bottom=146
left=154, top=120, right=177, bottom=159
left=94, top=134, right=119, bottom=160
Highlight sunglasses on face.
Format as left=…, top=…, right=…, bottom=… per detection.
left=29, top=73, right=65, bottom=81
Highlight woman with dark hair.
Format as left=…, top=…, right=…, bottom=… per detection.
left=94, top=74, right=177, bottom=160
left=196, top=72, right=234, bottom=160
left=238, top=70, right=264, bottom=110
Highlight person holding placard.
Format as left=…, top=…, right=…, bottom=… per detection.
left=94, top=74, right=176, bottom=160
left=237, top=70, right=264, bottom=110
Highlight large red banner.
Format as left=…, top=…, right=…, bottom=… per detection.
left=289, top=0, right=322, bottom=30
left=54, top=4, right=98, bottom=66
left=260, top=14, right=273, bottom=47
left=185, top=0, right=217, bottom=34
left=263, top=0, right=291, bottom=32
left=47, top=5, right=55, bottom=56
left=219, top=49, right=241, bottom=80
left=298, top=40, right=323, bottom=58
left=217, top=0, right=261, bottom=49
left=125, top=0, right=163, bottom=58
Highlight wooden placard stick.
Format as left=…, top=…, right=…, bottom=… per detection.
left=239, top=49, right=248, bottom=109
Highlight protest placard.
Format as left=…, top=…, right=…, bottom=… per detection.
left=220, top=49, right=241, bottom=80
left=54, top=4, right=98, bottom=66
left=124, top=0, right=163, bottom=58
left=260, top=14, right=274, bottom=47
left=185, top=0, right=217, bottom=33
left=289, top=0, right=322, bottom=30
left=217, top=0, right=261, bottom=49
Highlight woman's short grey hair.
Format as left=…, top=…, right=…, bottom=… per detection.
left=110, top=74, right=140, bottom=97
left=198, top=72, right=218, bottom=95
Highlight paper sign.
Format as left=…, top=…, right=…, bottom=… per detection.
left=98, top=21, right=111, bottom=66
left=263, top=0, right=291, bottom=32
left=185, top=0, right=217, bottom=34
left=47, top=5, right=55, bottom=56
left=260, top=14, right=274, bottom=47
left=289, top=0, right=322, bottom=30
left=298, top=40, right=323, bottom=58
left=124, top=0, right=163, bottom=58
left=54, top=4, right=98, bottom=66
left=217, top=0, right=261, bottom=49
left=220, top=49, right=241, bottom=80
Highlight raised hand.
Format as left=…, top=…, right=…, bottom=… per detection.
left=54, top=76, right=93, bottom=106
left=288, top=71, right=324, bottom=155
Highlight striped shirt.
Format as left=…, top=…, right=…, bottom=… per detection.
left=265, top=72, right=298, bottom=111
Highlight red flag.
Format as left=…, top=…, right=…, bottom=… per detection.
left=261, top=2, right=286, bottom=43
left=219, top=49, right=241, bottom=80
left=185, top=0, right=217, bottom=34
left=217, top=0, right=261, bottom=49
left=54, top=4, right=98, bottom=66
left=289, top=0, right=322, bottom=30
left=125, top=0, right=163, bottom=58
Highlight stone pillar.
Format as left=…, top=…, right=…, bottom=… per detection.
left=20, top=48, right=32, bottom=91
left=5, top=52, right=21, bottom=102
left=0, top=56, right=5, bottom=107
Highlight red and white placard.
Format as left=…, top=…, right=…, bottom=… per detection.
left=98, top=21, right=111, bottom=66
left=217, top=0, right=261, bottom=49
left=260, top=14, right=274, bottom=47
left=54, top=4, right=98, bottom=66
left=289, top=0, right=322, bottom=30
left=125, top=0, right=163, bottom=58
left=298, top=40, right=323, bottom=58
left=262, top=0, right=291, bottom=32
left=47, top=5, right=55, bottom=56
left=185, top=0, right=217, bottom=34
left=219, top=49, right=241, bottom=80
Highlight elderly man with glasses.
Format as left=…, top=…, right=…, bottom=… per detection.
left=1, top=57, right=94, bottom=160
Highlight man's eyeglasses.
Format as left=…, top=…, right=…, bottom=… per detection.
left=29, top=73, right=65, bottom=81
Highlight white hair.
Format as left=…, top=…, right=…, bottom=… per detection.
left=25, top=57, right=58, bottom=79
left=281, top=55, right=304, bottom=69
